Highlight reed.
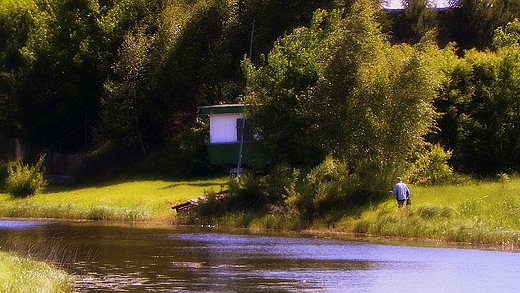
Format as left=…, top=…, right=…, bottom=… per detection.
left=0, top=251, right=73, bottom=293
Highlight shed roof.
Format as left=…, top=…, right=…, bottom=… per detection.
left=198, top=104, right=245, bottom=115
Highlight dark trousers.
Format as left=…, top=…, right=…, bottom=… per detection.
left=397, top=199, right=411, bottom=208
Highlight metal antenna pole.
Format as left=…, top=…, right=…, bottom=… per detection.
left=237, top=120, right=244, bottom=176
left=249, top=20, right=255, bottom=59
left=236, top=20, right=255, bottom=177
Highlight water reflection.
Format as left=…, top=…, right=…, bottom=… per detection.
left=0, top=220, right=519, bottom=292
left=0, top=220, right=52, bottom=229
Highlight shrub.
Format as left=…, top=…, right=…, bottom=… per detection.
left=5, top=155, right=47, bottom=198
left=286, top=156, right=372, bottom=220
left=226, top=173, right=266, bottom=211
left=411, top=143, right=454, bottom=185
left=0, top=160, right=8, bottom=191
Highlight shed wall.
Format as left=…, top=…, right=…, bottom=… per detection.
left=209, top=114, right=241, bottom=143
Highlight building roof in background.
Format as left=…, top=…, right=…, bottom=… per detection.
left=198, top=104, right=245, bottom=115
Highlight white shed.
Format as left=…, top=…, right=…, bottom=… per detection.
left=198, top=104, right=254, bottom=166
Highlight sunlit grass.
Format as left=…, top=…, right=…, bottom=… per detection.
left=0, top=251, right=73, bottom=293
left=0, top=178, right=227, bottom=221
left=174, top=176, right=520, bottom=247
left=343, top=178, right=520, bottom=246
left=2, top=176, right=520, bottom=246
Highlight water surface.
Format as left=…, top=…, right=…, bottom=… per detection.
left=0, top=220, right=519, bottom=292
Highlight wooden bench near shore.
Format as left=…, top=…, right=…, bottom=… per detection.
left=171, top=190, right=228, bottom=213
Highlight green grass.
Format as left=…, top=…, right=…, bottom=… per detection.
left=0, top=177, right=227, bottom=221
left=0, top=178, right=227, bottom=292
left=182, top=177, right=520, bottom=247
left=2, top=176, right=520, bottom=247
left=0, top=251, right=73, bottom=293
left=337, top=179, right=520, bottom=247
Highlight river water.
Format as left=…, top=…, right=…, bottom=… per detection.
left=1, top=220, right=520, bottom=292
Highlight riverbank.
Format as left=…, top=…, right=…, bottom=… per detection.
left=178, top=178, right=520, bottom=248
left=0, top=177, right=519, bottom=248
left=0, top=177, right=518, bottom=292
left=0, top=178, right=226, bottom=292
left=342, top=179, right=520, bottom=247
left=0, top=177, right=227, bottom=222
left=0, top=251, right=72, bottom=292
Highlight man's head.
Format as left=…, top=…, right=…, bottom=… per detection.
left=396, top=177, right=403, bottom=183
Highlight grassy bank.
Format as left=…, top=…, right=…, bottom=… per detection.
left=0, top=251, right=72, bottom=292
left=0, top=177, right=227, bottom=221
left=184, top=178, right=520, bottom=248
left=338, top=179, right=520, bottom=247
left=1, top=176, right=519, bottom=247
left=0, top=178, right=226, bottom=292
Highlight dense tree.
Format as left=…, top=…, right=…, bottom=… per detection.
left=441, top=0, right=520, bottom=51
left=243, top=8, right=334, bottom=169
left=3, top=0, right=520, bottom=180
left=97, top=24, right=156, bottom=156
left=236, top=0, right=338, bottom=61
left=389, top=0, right=438, bottom=44
left=0, top=0, right=37, bottom=140
left=431, top=20, right=520, bottom=175
left=245, top=0, right=441, bottom=189
left=0, top=0, right=129, bottom=154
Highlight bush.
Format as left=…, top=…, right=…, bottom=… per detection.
left=0, top=160, right=8, bottom=191
left=5, top=156, right=47, bottom=198
left=411, top=143, right=454, bottom=185
left=283, top=156, right=375, bottom=221
left=226, top=173, right=266, bottom=211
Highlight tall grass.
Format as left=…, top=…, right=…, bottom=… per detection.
left=0, top=251, right=73, bottom=293
left=344, top=179, right=520, bottom=246
left=187, top=176, right=520, bottom=247
left=0, top=202, right=150, bottom=221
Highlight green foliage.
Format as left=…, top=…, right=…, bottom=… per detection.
left=0, top=160, right=8, bottom=191
left=390, top=0, right=438, bottom=44
left=411, top=143, right=454, bottom=185
left=5, top=156, right=47, bottom=198
left=444, top=0, right=519, bottom=51
left=246, top=1, right=440, bottom=190
left=243, top=8, right=334, bottom=169
left=4, top=0, right=520, bottom=183
left=7, top=0, right=129, bottom=151
left=226, top=173, right=266, bottom=211
left=194, top=156, right=383, bottom=225
left=286, top=156, right=357, bottom=220
left=98, top=23, right=157, bottom=155
left=493, top=18, right=520, bottom=49
left=431, top=39, right=520, bottom=175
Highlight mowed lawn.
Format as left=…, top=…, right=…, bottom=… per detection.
left=0, top=177, right=228, bottom=221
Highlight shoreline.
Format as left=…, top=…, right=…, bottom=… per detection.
left=4, top=216, right=515, bottom=251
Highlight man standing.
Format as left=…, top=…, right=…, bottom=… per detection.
left=392, top=177, right=411, bottom=208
